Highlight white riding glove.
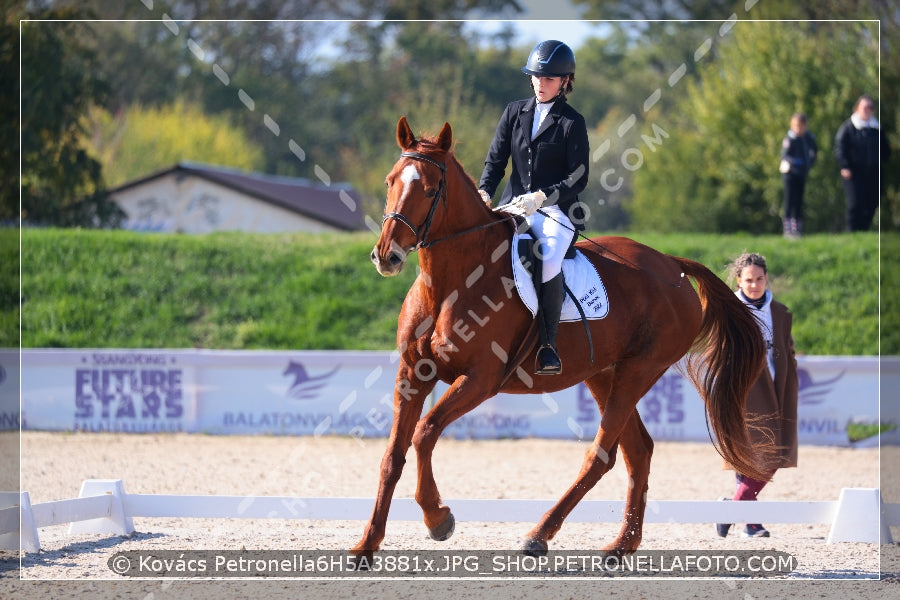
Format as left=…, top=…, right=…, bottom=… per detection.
left=478, top=189, right=492, bottom=207
left=504, top=190, right=546, bottom=216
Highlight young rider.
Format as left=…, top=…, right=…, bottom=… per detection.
left=478, top=40, right=590, bottom=375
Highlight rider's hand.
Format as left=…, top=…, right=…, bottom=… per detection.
left=507, top=190, right=546, bottom=216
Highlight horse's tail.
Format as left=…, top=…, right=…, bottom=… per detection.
left=674, top=257, right=774, bottom=482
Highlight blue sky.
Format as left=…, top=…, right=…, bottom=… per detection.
left=310, top=19, right=603, bottom=64
left=466, top=20, right=602, bottom=50
left=504, top=0, right=596, bottom=48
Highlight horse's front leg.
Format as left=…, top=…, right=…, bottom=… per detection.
left=522, top=365, right=650, bottom=556
left=412, top=374, right=494, bottom=542
left=350, top=361, right=433, bottom=560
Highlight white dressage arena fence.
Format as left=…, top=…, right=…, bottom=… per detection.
left=1, top=479, right=897, bottom=552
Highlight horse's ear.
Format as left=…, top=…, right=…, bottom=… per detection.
left=436, top=122, right=452, bottom=152
left=397, top=116, right=416, bottom=150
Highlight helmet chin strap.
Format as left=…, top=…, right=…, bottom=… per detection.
left=557, top=75, right=570, bottom=99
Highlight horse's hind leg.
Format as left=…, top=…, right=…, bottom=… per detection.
left=605, top=410, right=653, bottom=555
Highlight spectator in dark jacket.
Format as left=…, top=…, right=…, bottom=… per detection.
left=834, top=95, right=892, bottom=232
left=779, top=113, right=817, bottom=238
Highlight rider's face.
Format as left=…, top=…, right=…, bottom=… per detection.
left=532, top=75, right=564, bottom=102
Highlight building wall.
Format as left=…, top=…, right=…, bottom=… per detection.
left=112, top=174, right=341, bottom=233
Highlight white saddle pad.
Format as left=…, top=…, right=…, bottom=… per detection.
left=512, top=232, right=610, bottom=322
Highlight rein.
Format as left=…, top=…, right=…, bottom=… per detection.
left=382, top=151, right=510, bottom=250
left=532, top=208, right=688, bottom=290
left=383, top=154, right=684, bottom=289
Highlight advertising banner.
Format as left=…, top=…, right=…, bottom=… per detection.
left=21, top=350, right=197, bottom=433
left=191, top=351, right=397, bottom=437
left=403, top=356, right=884, bottom=447
left=19, top=349, right=400, bottom=438
left=0, top=349, right=18, bottom=431
left=17, top=350, right=890, bottom=446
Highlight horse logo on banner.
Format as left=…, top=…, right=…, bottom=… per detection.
left=797, top=368, right=845, bottom=406
left=283, top=361, right=340, bottom=401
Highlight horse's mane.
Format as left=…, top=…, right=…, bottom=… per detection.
left=412, top=136, right=495, bottom=217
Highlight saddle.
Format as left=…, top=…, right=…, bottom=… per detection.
left=513, top=230, right=609, bottom=323
left=514, top=229, right=609, bottom=367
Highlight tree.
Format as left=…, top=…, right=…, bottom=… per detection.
left=574, top=23, right=713, bottom=230
left=84, top=101, right=266, bottom=187
left=630, top=21, right=879, bottom=233
left=18, top=12, right=123, bottom=226
left=0, top=3, right=19, bottom=221
left=304, top=20, right=528, bottom=206
left=573, top=0, right=744, bottom=21
left=575, top=0, right=899, bottom=231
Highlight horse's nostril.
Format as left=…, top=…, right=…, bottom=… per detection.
left=370, top=249, right=378, bottom=263
left=389, top=252, right=403, bottom=266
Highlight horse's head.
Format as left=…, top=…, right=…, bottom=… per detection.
left=370, top=116, right=453, bottom=276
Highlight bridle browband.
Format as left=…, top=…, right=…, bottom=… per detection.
left=381, top=151, right=447, bottom=249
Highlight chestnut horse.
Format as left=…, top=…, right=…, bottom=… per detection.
left=356, top=116, right=768, bottom=560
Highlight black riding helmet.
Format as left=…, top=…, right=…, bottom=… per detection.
left=521, top=40, right=576, bottom=78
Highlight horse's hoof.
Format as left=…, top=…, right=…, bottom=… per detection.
left=600, top=545, right=637, bottom=558
left=522, top=537, right=548, bottom=557
left=428, top=512, right=455, bottom=541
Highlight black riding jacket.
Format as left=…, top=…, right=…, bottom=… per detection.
left=479, top=96, right=589, bottom=229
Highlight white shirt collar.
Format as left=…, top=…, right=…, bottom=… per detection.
left=851, top=113, right=879, bottom=129
left=532, top=101, right=554, bottom=139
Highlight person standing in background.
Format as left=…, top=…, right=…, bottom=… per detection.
left=716, top=252, right=798, bottom=538
left=834, top=95, right=891, bottom=232
left=779, top=113, right=817, bottom=238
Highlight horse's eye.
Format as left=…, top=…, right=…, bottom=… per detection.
left=425, top=189, right=437, bottom=198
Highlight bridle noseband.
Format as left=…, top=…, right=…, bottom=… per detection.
left=382, top=151, right=447, bottom=249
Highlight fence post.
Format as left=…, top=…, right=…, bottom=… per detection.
left=0, top=491, right=39, bottom=552
left=20, top=492, right=40, bottom=552
left=67, top=479, right=134, bottom=536
left=826, top=488, right=889, bottom=544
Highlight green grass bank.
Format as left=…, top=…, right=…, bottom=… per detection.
left=6, top=229, right=892, bottom=355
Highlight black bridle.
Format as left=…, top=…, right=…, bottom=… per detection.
left=381, top=150, right=516, bottom=250
left=381, top=151, right=447, bottom=249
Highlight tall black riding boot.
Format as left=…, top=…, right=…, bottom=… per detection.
left=535, top=273, right=564, bottom=375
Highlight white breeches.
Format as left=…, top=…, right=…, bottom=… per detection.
left=525, top=205, right=576, bottom=283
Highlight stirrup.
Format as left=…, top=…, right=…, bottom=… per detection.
left=534, top=344, right=561, bottom=375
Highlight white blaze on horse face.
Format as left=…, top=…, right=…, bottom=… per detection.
left=399, top=164, right=421, bottom=204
